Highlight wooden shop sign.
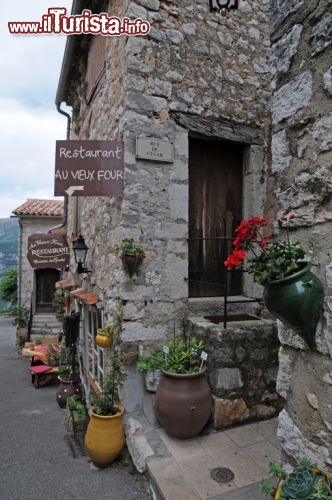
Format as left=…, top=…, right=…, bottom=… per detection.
left=27, top=234, right=70, bottom=269
left=54, top=140, right=124, bottom=197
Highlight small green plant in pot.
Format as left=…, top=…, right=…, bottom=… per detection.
left=154, top=334, right=212, bottom=439
left=137, top=350, right=164, bottom=392
left=260, top=458, right=332, bottom=499
left=65, top=395, right=89, bottom=439
left=85, top=356, right=126, bottom=467
left=115, top=237, right=145, bottom=277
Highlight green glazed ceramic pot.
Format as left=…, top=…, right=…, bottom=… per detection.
left=263, top=263, right=324, bottom=350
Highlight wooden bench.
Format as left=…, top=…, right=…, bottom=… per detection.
left=28, top=365, right=58, bottom=388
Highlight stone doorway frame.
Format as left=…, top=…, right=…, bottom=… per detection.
left=172, top=112, right=268, bottom=299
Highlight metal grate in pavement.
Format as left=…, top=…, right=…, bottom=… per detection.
left=64, top=434, right=88, bottom=459
left=210, top=467, right=235, bottom=484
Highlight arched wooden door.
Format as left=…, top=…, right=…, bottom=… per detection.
left=35, top=269, right=60, bottom=313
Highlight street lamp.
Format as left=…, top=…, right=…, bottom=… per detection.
left=73, top=234, right=89, bottom=274
left=210, top=0, right=238, bottom=15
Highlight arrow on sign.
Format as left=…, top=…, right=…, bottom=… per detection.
left=65, top=186, right=85, bottom=196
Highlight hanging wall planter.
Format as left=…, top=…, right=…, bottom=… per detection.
left=95, top=327, right=113, bottom=348
left=115, top=237, right=145, bottom=277
left=263, top=263, right=324, bottom=350
left=224, top=215, right=325, bottom=352
left=122, top=253, right=144, bottom=277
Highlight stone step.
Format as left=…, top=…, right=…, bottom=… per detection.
left=31, top=313, right=62, bottom=336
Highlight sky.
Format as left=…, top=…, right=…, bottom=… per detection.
left=0, top=1, right=73, bottom=218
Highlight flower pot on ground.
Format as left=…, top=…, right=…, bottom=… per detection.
left=154, top=336, right=212, bottom=439
left=260, top=458, right=332, bottom=499
left=95, top=326, right=113, bottom=348
left=11, top=306, right=29, bottom=346
left=85, top=357, right=125, bottom=467
left=224, top=214, right=324, bottom=350
left=85, top=404, right=125, bottom=467
left=137, top=350, right=164, bottom=393
left=56, top=365, right=81, bottom=409
left=65, top=395, right=89, bottom=440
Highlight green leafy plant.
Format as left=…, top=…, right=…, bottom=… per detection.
left=58, top=364, right=79, bottom=380
left=163, top=336, right=205, bottom=374
left=11, top=305, right=29, bottom=328
left=67, top=395, right=87, bottom=422
left=115, top=237, right=145, bottom=257
left=0, top=268, right=18, bottom=305
left=224, top=214, right=309, bottom=285
left=97, top=325, right=113, bottom=338
left=46, top=342, right=62, bottom=366
left=52, top=289, right=66, bottom=306
left=91, top=357, right=123, bottom=416
left=137, top=350, right=164, bottom=373
left=261, top=459, right=332, bottom=499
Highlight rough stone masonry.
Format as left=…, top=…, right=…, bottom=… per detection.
left=270, top=0, right=332, bottom=468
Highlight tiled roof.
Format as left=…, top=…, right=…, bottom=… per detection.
left=12, top=199, right=64, bottom=217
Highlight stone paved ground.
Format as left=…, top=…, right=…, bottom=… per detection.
left=0, top=316, right=150, bottom=500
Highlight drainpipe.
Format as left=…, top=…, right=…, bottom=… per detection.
left=48, top=103, right=71, bottom=234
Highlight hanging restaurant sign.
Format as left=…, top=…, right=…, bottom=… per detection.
left=27, top=234, right=70, bottom=269
left=54, top=140, right=124, bottom=197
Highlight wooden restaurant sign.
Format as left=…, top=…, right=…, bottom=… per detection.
left=54, top=140, right=124, bottom=197
left=27, top=234, right=70, bottom=269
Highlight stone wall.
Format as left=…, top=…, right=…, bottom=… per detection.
left=188, top=317, right=283, bottom=429
left=270, top=0, right=332, bottom=468
left=68, top=0, right=272, bottom=349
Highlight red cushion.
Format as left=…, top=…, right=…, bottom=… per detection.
left=28, top=365, right=53, bottom=374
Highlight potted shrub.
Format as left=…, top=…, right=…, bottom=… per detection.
left=260, top=458, right=332, bottom=499
left=115, top=237, right=145, bottom=277
left=95, top=325, right=113, bottom=348
left=65, top=395, right=89, bottom=440
left=137, top=350, right=164, bottom=392
left=56, top=346, right=81, bottom=408
left=154, top=335, right=212, bottom=439
left=224, top=214, right=324, bottom=350
left=11, top=305, right=29, bottom=346
left=52, top=289, right=66, bottom=321
left=84, top=357, right=125, bottom=467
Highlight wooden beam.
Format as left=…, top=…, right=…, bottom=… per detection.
left=171, top=112, right=264, bottom=145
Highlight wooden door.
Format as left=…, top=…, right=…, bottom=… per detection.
left=35, top=269, right=60, bottom=313
left=189, top=138, right=243, bottom=297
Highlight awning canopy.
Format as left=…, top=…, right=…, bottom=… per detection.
left=70, top=288, right=99, bottom=305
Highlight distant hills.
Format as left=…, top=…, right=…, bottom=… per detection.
left=0, top=218, right=19, bottom=278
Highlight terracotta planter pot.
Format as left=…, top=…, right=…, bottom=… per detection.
left=154, top=367, right=212, bottom=439
left=85, top=404, right=125, bottom=467
left=263, top=263, right=324, bottom=350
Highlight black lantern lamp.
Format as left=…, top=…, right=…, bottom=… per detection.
left=73, top=234, right=89, bottom=274
left=210, top=0, right=238, bottom=16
